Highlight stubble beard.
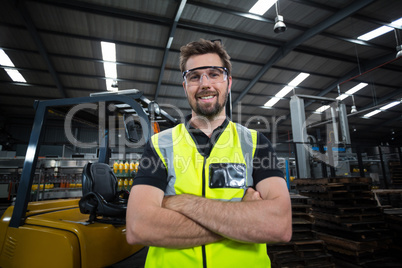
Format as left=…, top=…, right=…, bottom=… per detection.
left=191, top=88, right=228, bottom=120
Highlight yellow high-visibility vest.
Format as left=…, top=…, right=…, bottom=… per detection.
left=147, top=121, right=270, bottom=268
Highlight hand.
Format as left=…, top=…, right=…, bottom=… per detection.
left=162, top=195, right=174, bottom=209
left=162, top=194, right=192, bottom=211
left=242, top=187, right=262, bottom=202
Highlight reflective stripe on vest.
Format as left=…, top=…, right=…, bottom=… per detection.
left=236, top=123, right=254, bottom=189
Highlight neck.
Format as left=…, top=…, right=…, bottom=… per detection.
left=190, top=111, right=226, bottom=137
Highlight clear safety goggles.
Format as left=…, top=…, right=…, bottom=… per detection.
left=182, top=66, right=228, bottom=86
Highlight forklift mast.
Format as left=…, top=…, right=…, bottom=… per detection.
left=9, top=90, right=152, bottom=228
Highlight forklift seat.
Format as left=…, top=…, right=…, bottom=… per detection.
left=79, top=162, right=129, bottom=223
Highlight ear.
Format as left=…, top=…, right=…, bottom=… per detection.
left=182, top=81, right=188, bottom=97
left=228, top=76, right=232, bottom=93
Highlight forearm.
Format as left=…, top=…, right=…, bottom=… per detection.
left=163, top=179, right=292, bottom=243
left=164, top=196, right=281, bottom=243
left=126, top=186, right=222, bottom=248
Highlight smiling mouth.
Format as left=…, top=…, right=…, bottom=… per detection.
left=199, top=95, right=215, bottom=100
left=197, top=92, right=217, bottom=100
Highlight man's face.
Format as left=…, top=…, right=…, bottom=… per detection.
left=183, top=53, right=232, bottom=120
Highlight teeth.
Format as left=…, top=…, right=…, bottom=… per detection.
left=200, top=96, right=214, bottom=99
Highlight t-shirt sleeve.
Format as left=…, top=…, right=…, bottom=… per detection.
left=252, top=132, right=285, bottom=186
left=132, top=140, right=168, bottom=191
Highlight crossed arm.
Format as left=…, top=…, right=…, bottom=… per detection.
left=126, top=176, right=292, bottom=248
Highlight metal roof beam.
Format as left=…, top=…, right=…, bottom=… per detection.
left=2, top=19, right=394, bottom=72
left=29, top=0, right=170, bottom=25
left=178, top=21, right=394, bottom=67
left=5, top=43, right=401, bottom=84
left=16, top=1, right=67, bottom=98
left=30, top=0, right=396, bottom=50
left=154, top=0, right=187, bottom=101
left=177, top=21, right=283, bottom=48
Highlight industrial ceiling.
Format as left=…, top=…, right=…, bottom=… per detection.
left=0, top=0, right=401, bottom=147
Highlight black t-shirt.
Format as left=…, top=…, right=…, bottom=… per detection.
left=133, top=117, right=284, bottom=191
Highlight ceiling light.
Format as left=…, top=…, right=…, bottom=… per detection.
left=264, top=72, right=310, bottom=107
left=264, top=97, right=281, bottom=107
left=111, top=80, right=119, bottom=88
left=314, top=105, right=330, bottom=114
left=397, top=45, right=402, bottom=58
left=249, top=0, right=277, bottom=16
left=380, top=101, right=401, bottom=111
left=105, top=79, right=114, bottom=91
left=273, top=1, right=286, bottom=33
left=101, top=42, right=116, bottom=61
left=363, top=109, right=381, bottom=118
left=363, top=100, right=401, bottom=118
left=336, top=94, right=349, bottom=101
left=390, top=18, right=402, bottom=28
left=315, top=84, right=367, bottom=114
left=345, top=83, right=368, bottom=95
left=357, top=26, right=393, bottom=41
left=357, top=17, right=402, bottom=41
left=274, top=15, right=286, bottom=33
left=101, top=42, right=118, bottom=91
left=0, top=49, right=27, bottom=83
left=5, top=69, right=26, bottom=83
left=288, top=72, right=310, bottom=87
left=351, top=95, right=357, bottom=113
left=275, top=85, right=293, bottom=98
left=103, top=62, right=117, bottom=79
left=0, top=49, right=14, bottom=66
left=336, top=83, right=368, bottom=101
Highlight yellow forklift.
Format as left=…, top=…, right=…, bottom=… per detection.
left=0, top=89, right=176, bottom=268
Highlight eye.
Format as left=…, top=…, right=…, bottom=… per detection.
left=187, top=72, right=200, bottom=81
left=209, top=70, right=222, bottom=78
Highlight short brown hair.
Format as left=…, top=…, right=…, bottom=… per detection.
left=179, top=39, right=232, bottom=76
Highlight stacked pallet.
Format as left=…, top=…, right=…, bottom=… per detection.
left=383, top=208, right=402, bottom=254
left=389, top=161, right=402, bottom=186
left=267, top=194, right=335, bottom=268
left=294, top=177, right=402, bottom=267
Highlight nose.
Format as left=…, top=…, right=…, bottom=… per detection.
left=199, top=73, right=211, bottom=85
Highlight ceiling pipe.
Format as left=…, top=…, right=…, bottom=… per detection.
left=339, top=56, right=402, bottom=86
left=303, top=52, right=396, bottom=110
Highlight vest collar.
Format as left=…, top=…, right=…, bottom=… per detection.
left=184, top=114, right=229, bottom=133
left=184, top=114, right=230, bottom=157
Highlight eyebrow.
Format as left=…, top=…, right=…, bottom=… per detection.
left=184, top=66, right=225, bottom=72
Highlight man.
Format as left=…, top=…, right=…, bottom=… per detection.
left=126, top=39, right=292, bottom=268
